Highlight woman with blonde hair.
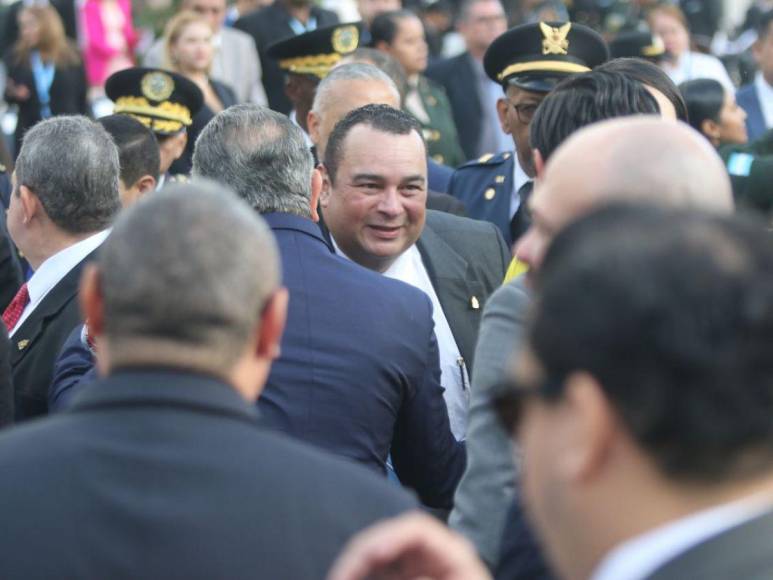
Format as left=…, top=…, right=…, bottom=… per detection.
left=3, top=5, right=88, bottom=157
left=162, top=11, right=236, bottom=174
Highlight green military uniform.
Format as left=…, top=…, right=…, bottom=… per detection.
left=405, top=76, right=466, bottom=168
left=719, top=129, right=773, bottom=215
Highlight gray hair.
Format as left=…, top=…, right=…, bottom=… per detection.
left=312, top=63, right=401, bottom=115
left=15, top=116, right=120, bottom=234
left=192, top=104, right=314, bottom=218
left=99, top=180, right=281, bottom=374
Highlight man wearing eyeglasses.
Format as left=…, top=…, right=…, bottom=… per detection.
left=446, top=21, right=608, bottom=247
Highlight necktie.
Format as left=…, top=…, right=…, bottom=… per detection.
left=2, top=283, right=30, bottom=332
left=509, top=181, right=534, bottom=243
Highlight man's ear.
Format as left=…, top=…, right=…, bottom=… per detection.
left=256, top=287, right=288, bottom=361
left=374, top=40, right=390, bottom=53
left=79, top=264, right=104, bottom=339
left=18, top=185, right=40, bottom=224
left=318, top=164, right=332, bottom=209
left=496, top=97, right=511, bottom=134
left=307, top=110, right=321, bottom=146
left=558, top=371, right=617, bottom=484
left=137, top=174, right=157, bottom=197
left=701, top=118, right=721, bottom=146
left=533, top=149, right=546, bottom=179
left=309, top=167, right=322, bottom=222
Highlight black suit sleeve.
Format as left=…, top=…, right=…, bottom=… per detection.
left=0, top=212, right=22, bottom=311
left=0, top=325, right=14, bottom=428
left=391, top=301, right=466, bottom=509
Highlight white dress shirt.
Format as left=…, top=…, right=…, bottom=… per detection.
left=662, top=51, right=735, bottom=93
left=332, top=238, right=469, bottom=440
left=592, top=494, right=773, bottom=580
left=510, top=152, right=531, bottom=219
left=10, top=230, right=109, bottom=337
left=754, top=72, right=773, bottom=129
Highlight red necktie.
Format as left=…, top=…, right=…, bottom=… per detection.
left=3, top=283, right=30, bottom=332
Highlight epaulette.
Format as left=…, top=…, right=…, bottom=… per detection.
left=0, top=163, right=6, bottom=173
left=167, top=173, right=189, bottom=184
left=458, top=151, right=514, bottom=170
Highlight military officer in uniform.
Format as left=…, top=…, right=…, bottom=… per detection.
left=447, top=21, right=608, bottom=246
left=266, top=22, right=364, bottom=143
left=105, top=67, right=204, bottom=188
left=609, top=28, right=667, bottom=61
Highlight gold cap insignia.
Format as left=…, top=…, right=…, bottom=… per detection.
left=471, top=296, right=480, bottom=310
left=484, top=188, right=496, bottom=200
left=17, top=339, right=29, bottom=351
left=332, top=25, right=359, bottom=55
left=642, top=35, right=666, bottom=57
left=540, top=22, right=571, bottom=56
left=141, top=72, right=175, bottom=102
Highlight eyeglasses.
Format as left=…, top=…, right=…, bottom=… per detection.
left=492, top=374, right=564, bottom=435
left=509, top=102, right=540, bottom=125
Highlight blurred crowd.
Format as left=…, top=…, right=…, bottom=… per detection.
left=0, top=0, right=773, bottom=579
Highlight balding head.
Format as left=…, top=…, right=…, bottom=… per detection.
left=307, top=63, right=401, bottom=159
left=515, top=117, right=733, bottom=281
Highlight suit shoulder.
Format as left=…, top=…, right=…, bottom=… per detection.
left=222, top=26, right=255, bottom=47
left=425, top=209, right=500, bottom=238
left=456, top=151, right=514, bottom=172
left=427, top=53, right=466, bottom=76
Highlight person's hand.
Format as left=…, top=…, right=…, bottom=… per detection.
left=6, top=79, right=31, bottom=101
left=327, top=512, right=492, bottom=580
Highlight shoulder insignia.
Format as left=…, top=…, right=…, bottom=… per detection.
left=0, top=163, right=6, bottom=173
left=478, top=153, right=495, bottom=163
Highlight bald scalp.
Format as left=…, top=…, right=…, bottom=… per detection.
left=544, top=117, right=733, bottom=214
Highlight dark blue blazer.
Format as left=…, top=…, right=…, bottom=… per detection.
left=259, top=213, right=465, bottom=508
left=448, top=151, right=516, bottom=245
left=0, top=369, right=416, bottom=578
left=737, top=83, right=767, bottom=143
left=426, top=52, right=483, bottom=161
left=428, top=158, right=453, bottom=193
left=48, top=324, right=96, bottom=412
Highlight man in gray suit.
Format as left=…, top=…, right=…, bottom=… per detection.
left=329, top=203, right=773, bottom=580
left=320, top=104, right=509, bottom=442
left=143, top=0, right=267, bottom=105
left=450, top=117, right=735, bottom=571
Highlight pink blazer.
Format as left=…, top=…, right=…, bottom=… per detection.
left=82, top=0, right=137, bottom=87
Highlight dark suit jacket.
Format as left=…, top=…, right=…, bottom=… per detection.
left=259, top=213, right=465, bottom=509
left=0, top=369, right=417, bottom=578
left=645, top=508, right=773, bottom=580
left=416, top=210, right=510, bottom=372
left=0, top=212, right=22, bottom=312
left=426, top=52, right=483, bottom=161
left=0, top=326, right=13, bottom=428
left=3, top=53, right=89, bottom=156
left=234, top=3, right=338, bottom=114
left=11, top=250, right=96, bottom=421
left=737, top=83, right=768, bottom=143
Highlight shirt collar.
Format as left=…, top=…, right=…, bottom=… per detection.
left=591, top=493, right=773, bottom=580
left=28, top=230, right=109, bottom=307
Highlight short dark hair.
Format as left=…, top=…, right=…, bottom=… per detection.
left=530, top=70, right=660, bottom=162
left=370, top=10, right=418, bottom=46
left=323, top=104, right=424, bottom=184
left=757, top=9, right=773, bottom=38
left=597, top=57, right=689, bottom=122
left=531, top=203, right=773, bottom=482
left=679, top=78, right=726, bottom=136
left=98, top=114, right=161, bottom=186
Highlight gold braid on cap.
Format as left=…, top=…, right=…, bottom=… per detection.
left=278, top=53, right=343, bottom=78
left=113, top=96, right=193, bottom=126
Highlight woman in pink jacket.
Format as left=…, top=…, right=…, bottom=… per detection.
left=81, top=0, right=137, bottom=93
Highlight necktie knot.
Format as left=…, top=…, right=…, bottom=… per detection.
left=3, top=283, right=30, bottom=332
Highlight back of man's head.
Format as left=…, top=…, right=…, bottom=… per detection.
left=529, top=69, right=660, bottom=163
left=98, top=114, right=161, bottom=194
left=95, top=181, right=281, bottom=376
left=15, top=116, right=120, bottom=234
left=534, top=204, right=773, bottom=482
left=192, top=104, right=314, bottom=217
left=550, top=117, right=733, bottom=213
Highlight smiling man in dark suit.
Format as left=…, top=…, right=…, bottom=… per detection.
left=193, top=104, right=465, bottom=510
left=4, top=116, right=119, bottom=420
left=320, top=104, right=509, bottom=442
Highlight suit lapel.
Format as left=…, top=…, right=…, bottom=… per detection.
left=10, top=252, right=93, bottom=366
left=416, top=224, right=482, bottom=370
